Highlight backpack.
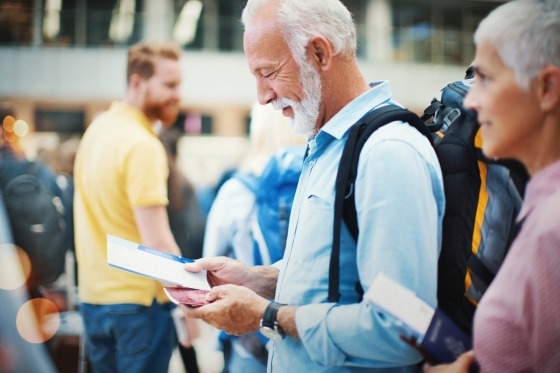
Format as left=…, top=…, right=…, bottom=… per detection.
left=330, top=71, right=528, bottom=335
left=235, top=145, right=306, bottom=266
left=0, top=161, right=68, bottom=289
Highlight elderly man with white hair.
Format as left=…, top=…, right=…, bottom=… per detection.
left=185, top=1, right=445, bottom=372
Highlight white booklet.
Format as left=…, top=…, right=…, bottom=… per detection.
left=366, top=272, right=435, bottom=338
left=106, top=235, right=211, bottom=291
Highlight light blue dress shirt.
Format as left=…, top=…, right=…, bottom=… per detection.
left=269, top=81, right=445, bottom=372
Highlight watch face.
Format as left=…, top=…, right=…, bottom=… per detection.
left=260, top=326, right=283, bottom=341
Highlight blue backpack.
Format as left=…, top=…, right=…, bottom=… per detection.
left=235, top=145, right=306, bottom=265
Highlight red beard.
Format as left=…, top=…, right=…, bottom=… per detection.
left=145, top=101, right=180, bottom=125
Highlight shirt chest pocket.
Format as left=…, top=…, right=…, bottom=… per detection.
left=293, top=192, right=333, bottom=248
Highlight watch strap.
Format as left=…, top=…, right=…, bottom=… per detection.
left=262, top=300, right=284, bottom=329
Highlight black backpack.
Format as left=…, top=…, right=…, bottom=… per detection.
left=330, top=71, right=528, bottom=335
left=0, top=162, right=68, bottom=289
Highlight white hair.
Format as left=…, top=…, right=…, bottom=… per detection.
left=241, top=0, right=357, bottom=65
left=474, top=0, right=560, bottom=90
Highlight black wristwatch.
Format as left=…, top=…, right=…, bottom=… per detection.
left=259, top=301, right=286, bottom=341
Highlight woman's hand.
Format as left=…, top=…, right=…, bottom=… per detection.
left=423, top=351, right=477, bottom=373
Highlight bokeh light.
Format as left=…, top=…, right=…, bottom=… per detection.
left=2, top=114, right=15, bottom=131
left=16, top=298, right=61, bottom=344
left=3, top=131, right=16, bottom=143
left=13, top=119, right=29, bottom=137
left=0, top=244, right=31, bottom=290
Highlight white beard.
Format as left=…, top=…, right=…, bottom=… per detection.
left=272, top=58, right=322, bottom=135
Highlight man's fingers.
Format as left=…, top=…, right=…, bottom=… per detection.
left=182, top=286, right=229, bottom=316
left=184, top=256, right=229, bottom=272
left=207, top=284, right=237, bottom=300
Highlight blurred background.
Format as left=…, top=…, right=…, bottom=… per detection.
left=0, top=0, right=507, bottom=189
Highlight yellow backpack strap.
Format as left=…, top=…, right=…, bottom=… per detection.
left=465, top=127, right=488, bottom=306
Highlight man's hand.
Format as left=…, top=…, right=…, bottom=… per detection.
left=185, top=256, right=252, bottom=287
left=183, top=284, right=269, bottom=335
left=185, top=256, right=279, bottom=298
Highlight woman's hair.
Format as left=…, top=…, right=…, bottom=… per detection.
left=126, top=41, right=181, bottom=84
left=474, top=0, right=560, bottom=90
left=241, top=0, right=356, bottom=65
left=241, top=103, right=306, bottom=175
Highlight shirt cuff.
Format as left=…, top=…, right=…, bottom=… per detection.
left=295, top=302, right=347, bottom=366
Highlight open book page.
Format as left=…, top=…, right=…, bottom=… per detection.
left=107, top=235, right=211, bottom=291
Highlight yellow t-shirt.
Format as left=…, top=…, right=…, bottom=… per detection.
left=74, top=101, right=170, bottom=305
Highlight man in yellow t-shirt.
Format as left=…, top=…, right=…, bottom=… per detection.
left=74, top=41, right=184, bottom=373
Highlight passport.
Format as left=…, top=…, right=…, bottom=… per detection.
left=366, top=272, right=473, bottom=364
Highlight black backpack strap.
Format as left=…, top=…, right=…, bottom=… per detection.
left=329, top=105, right=431, bottom=302
left=420, top=97, right=444, bottom=123
left=467, top=215, right=526, bottom=288
left=465, top=254, right=495, bottom=287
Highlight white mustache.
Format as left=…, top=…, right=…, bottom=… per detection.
left=272, top=98, right=295, bottom=111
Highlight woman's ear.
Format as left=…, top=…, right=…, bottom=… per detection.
left=537, top=65, right=560, bottom=112
left=306, top=35, right=333, bottom=72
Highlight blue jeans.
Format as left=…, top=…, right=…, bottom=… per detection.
left=81, top=300, right=175, bottom=373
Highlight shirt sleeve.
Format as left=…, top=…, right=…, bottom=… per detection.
left=295, top=123, right=443, bottom=367
left=125, top=137, right=169, bottom=207
left=521, top=225, right=560, bottom=371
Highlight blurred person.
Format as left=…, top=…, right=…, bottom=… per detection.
left=203, top=102, right=306, bottom=262
left=54, top=136, right=81, bottom=255
left=160, top=127, right=206, bottom=261
left=73, top=41, right=184, bottom=373
left=202, top=102, right=305, bottom=373
left=0, top=103, right=63, bottom=205
left=424, top=1, right=560, bottom=372
left=0, top=187, right=57, bottom=373
left=0, top=103, right=69, bottom=296
left=0, top=102, right=63, bottom=372
left=183, top=0, right=444, bottom=372
left=159, top=125, right=203, bottom=373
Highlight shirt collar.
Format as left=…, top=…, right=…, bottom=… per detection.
left=110, top=101, right=157, bottom=136
left=320, top=80, right=393, bottom=140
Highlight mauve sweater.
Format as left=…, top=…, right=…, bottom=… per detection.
left=474, top=160, right=560, bottom=372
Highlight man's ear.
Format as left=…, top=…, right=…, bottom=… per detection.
left=128, top=73, right=143, bottom=91
left=537, top=65, right=560, bottom=112
left=306, top=35, right=333, bottom=72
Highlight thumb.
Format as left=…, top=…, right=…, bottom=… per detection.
left=184, top=258, right=205, bottom=272
left=208, top=284, right=232, bottom=301
left=457, top=350, right=477, bottom=366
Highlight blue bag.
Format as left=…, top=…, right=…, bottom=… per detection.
left=235, top=145, right=306, bottom=265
